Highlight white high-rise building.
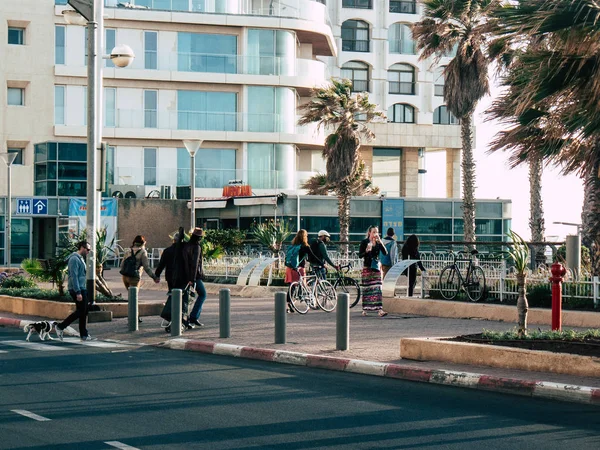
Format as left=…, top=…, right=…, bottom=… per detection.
left=0, top=0, right=509, bottom=263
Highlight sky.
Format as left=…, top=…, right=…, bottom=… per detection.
left=422, top=88, right=584, bottom=242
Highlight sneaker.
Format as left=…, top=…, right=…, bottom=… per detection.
left=54, top=322, right=64, bottom=341
left=189, top=319, right=204, bottom=327
left=81, top=335, right=97, bottom=341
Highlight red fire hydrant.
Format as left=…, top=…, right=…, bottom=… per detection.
left=549, top=262, right=567, bottom=331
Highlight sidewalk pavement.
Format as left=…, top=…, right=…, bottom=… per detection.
left=3, top=268, right=599, bottom=406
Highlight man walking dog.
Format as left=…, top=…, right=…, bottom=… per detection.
left=54, top=240, right=95, bottom=341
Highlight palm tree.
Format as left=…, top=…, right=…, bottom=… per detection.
left=529, top=153, right=546, bottom=267
left=298, top=79, right=385, bottom=257
left=413, top=0, right=500, bottom=247
left=301, top=161, right=380, bottom=197
left=488, top=0, right=600, bottom=274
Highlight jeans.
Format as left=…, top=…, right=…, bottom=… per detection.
left=59, top=289, right=89, bottom=338
left=189, top=279, right=207, bottom=321
left=313, top=266, right=326, bottom=280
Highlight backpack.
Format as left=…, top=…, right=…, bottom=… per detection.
left=120, top=248, right=141, bottom=277
left=285, top=244, right=303, bottom=269
left=380, top=238, right=398, bottom=266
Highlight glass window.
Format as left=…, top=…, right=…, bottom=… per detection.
left=341, top=20, right=369, bottom=52
left=388, top=63, right=415, bottom=94
left=144, top=148, right=157, bottom=186
left=7, top=148, right=24, bottom=165
left=55, top=26, right=65, bottom=64
left=8, top=27, right=24, bottom=45
left=404, top=201, right=453, bottom=217
left=341, top=61, right=369, bottom=92
left=387, top=103, right=415, bottom=123
left=389, top=23, right=416, bottom=54
left=476, top=202, right=503, bottom=218
left=105, top=29, right=116, bottom=68
left=197, top=149, right=236, bottom=189
left=247, top=86, right=296, bottom=133
left=58, top=142, right=86, bottom=161
left=105, top=88, right=116, bottom=127
left=58, top=162, right=86, bottom=180
left=433, top=105, right=458, bottom=125
left=247, top=143, right=295, bottom=189
left=144, top=90, right=158, bottom=128
left=144, top=31, right=158, bottom=70
left=247, top=29, right=295, bottom=76
left=58, top=181, right=85, bottom=197
left=55, top=86, right=65, bottom=125
left=342, top=0, right=372, bottom=9
left=390, top=1, right=417, bottom=13
left=372, top=148, right=402, bottom=196
left=434, top=66, right=445, bottom=97
left=106, top=145, right=115, bottom=186
left=405, top=218, right=452, bottom=235
left=177, top=90, right=237, bottom=131
left=7, top=87, right=24, bottom=106
left=454, top=219, right=503, bottom=236
left=177, top=32, right=237, bottom=73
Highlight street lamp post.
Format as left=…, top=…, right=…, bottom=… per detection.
left=64, top=0, right=134, bottom=296
left=1, top=152, right=17, bottom=267
left=183, top=140, right=202, bottom=231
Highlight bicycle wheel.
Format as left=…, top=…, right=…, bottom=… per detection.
left=316, top=280, right=337, bottom=312
left=288, top=282, right=310, bottom=314
left=465, top=266, right=486, bottom=302
left=333, top=277, right=361, bottom=308
left=438, top=266, right=460, bottom=300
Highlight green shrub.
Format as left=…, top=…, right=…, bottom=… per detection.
left=205, top=229, right=247, bottom=253
left=0, top=287, right=69, bottom=301
left=1, top=275, right=36, bottom=289
left=526, top=284, right=552, bottom=308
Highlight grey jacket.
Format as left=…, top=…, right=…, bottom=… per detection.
left=67, top=251, right=87, bottom=294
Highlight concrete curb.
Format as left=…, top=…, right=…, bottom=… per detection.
left=157, top=338, right=600, bottom=406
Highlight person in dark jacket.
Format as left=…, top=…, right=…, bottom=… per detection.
left=307, top=230, right=339, bottom=279
left=358, top=226, right=388, bottom=317
left=401, top=234, right=426, bottom=297
left=183, top=227, right=207, bottom=327
left=54, top=241, right=94, bottom=340
left=154, top=233, right=178, bottom=291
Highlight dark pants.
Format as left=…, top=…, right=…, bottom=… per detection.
left=313, top=266, right=326, bottom=280
left=189, top=279, right=207, bottom=321
left=407, top=266, right=417, bottom=297
left=59, top=289, right=89, bottom=338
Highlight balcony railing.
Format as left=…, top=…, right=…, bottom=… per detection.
left=109, top=109, right=298, bottom=133
left=103, top=0, right=331, bottom=25
left=389, top=40, right=417, bottom=54
left=342, top=39, right=369, bottom=52
left=111, top=166, right=319, bottom=191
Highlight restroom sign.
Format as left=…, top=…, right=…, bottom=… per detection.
left=16, top=198, right=32, bottom=215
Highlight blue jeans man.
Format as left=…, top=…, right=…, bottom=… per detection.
left=188, top=279, right=207, bottom=326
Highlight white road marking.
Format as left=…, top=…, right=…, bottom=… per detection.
left=0, top=340, right=67, bottom=351
left=11, top=410, right=51, bottom=421
left=105, top=441, right=140, bottom=450
left=0, top=349, right=7, bottom=353
left=62, top=337, right=129, bottom=348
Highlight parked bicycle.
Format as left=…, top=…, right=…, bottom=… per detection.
left=438, top=250, right=486, bottom=302
left=329, top=263, right=361, bottom=308
left=288, top=269, right=337, bottom=314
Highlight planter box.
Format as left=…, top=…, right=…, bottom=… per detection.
left=400, top=337, right=600, bottom=378
left=384, top=296, right=600, bottom=328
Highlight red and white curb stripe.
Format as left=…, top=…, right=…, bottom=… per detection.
left=161, top=338, right=600, bottom=406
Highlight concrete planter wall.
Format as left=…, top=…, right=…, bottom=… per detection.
left=384, top=296, right=600, bottom=328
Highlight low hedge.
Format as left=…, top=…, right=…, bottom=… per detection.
left=0, top=287, right=119, bottom=303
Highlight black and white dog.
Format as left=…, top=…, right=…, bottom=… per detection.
left=23, top=321, right=55, bottom=342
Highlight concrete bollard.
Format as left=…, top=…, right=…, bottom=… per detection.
left=128, top=286, right=138, bottom=332
left=171, top=289, right=182, bottom=337
left=336, top=293, right=349, bottom=351
left=274, top=292, right=287, bottom=344
left=219, top=288, right=231, bottom=338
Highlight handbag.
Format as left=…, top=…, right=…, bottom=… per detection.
left=370, top=259, right=381, bottom=271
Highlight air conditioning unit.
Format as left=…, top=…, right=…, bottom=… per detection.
left=109, top=184, right=146, bottom=199
left=160, top=185, right=173, bottom=199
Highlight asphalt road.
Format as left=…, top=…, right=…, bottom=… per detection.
left=0, top=327, right=598, bottom=450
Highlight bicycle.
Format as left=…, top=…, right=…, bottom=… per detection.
left=329, top=263, right=361, bottom=308
left=287, top=269, right=337, bottom=314
left=438, top=250, right=486, bottom=302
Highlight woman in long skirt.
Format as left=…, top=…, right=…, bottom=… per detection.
left=359, top=225, right=388, bottom=317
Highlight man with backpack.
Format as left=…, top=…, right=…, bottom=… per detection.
left=380, top=227, right=399, bottom=278
left=308, top=230, right=339, bottom=279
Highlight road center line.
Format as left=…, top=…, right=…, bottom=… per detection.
left=11, top=410, right=51, bottom=421
left=105, top=441, right=140, bottom=450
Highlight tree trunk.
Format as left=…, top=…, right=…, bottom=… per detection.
left=460, top=117, right=476, bottom=249
left=581, top=170, right=594, bottom=250
left=516, top=273, right=528, bottom=337
left=584, top=158, right=600, bottom=277
left=528, top=153, right=546, bottom=268
left=337, top=182, right=351, bottom=261
left=95, top=265, right=113, bottom=298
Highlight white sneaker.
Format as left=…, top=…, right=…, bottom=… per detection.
left=54, top=322, right=64, bottom=341
left=81, top=335, right=97, bottom=341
